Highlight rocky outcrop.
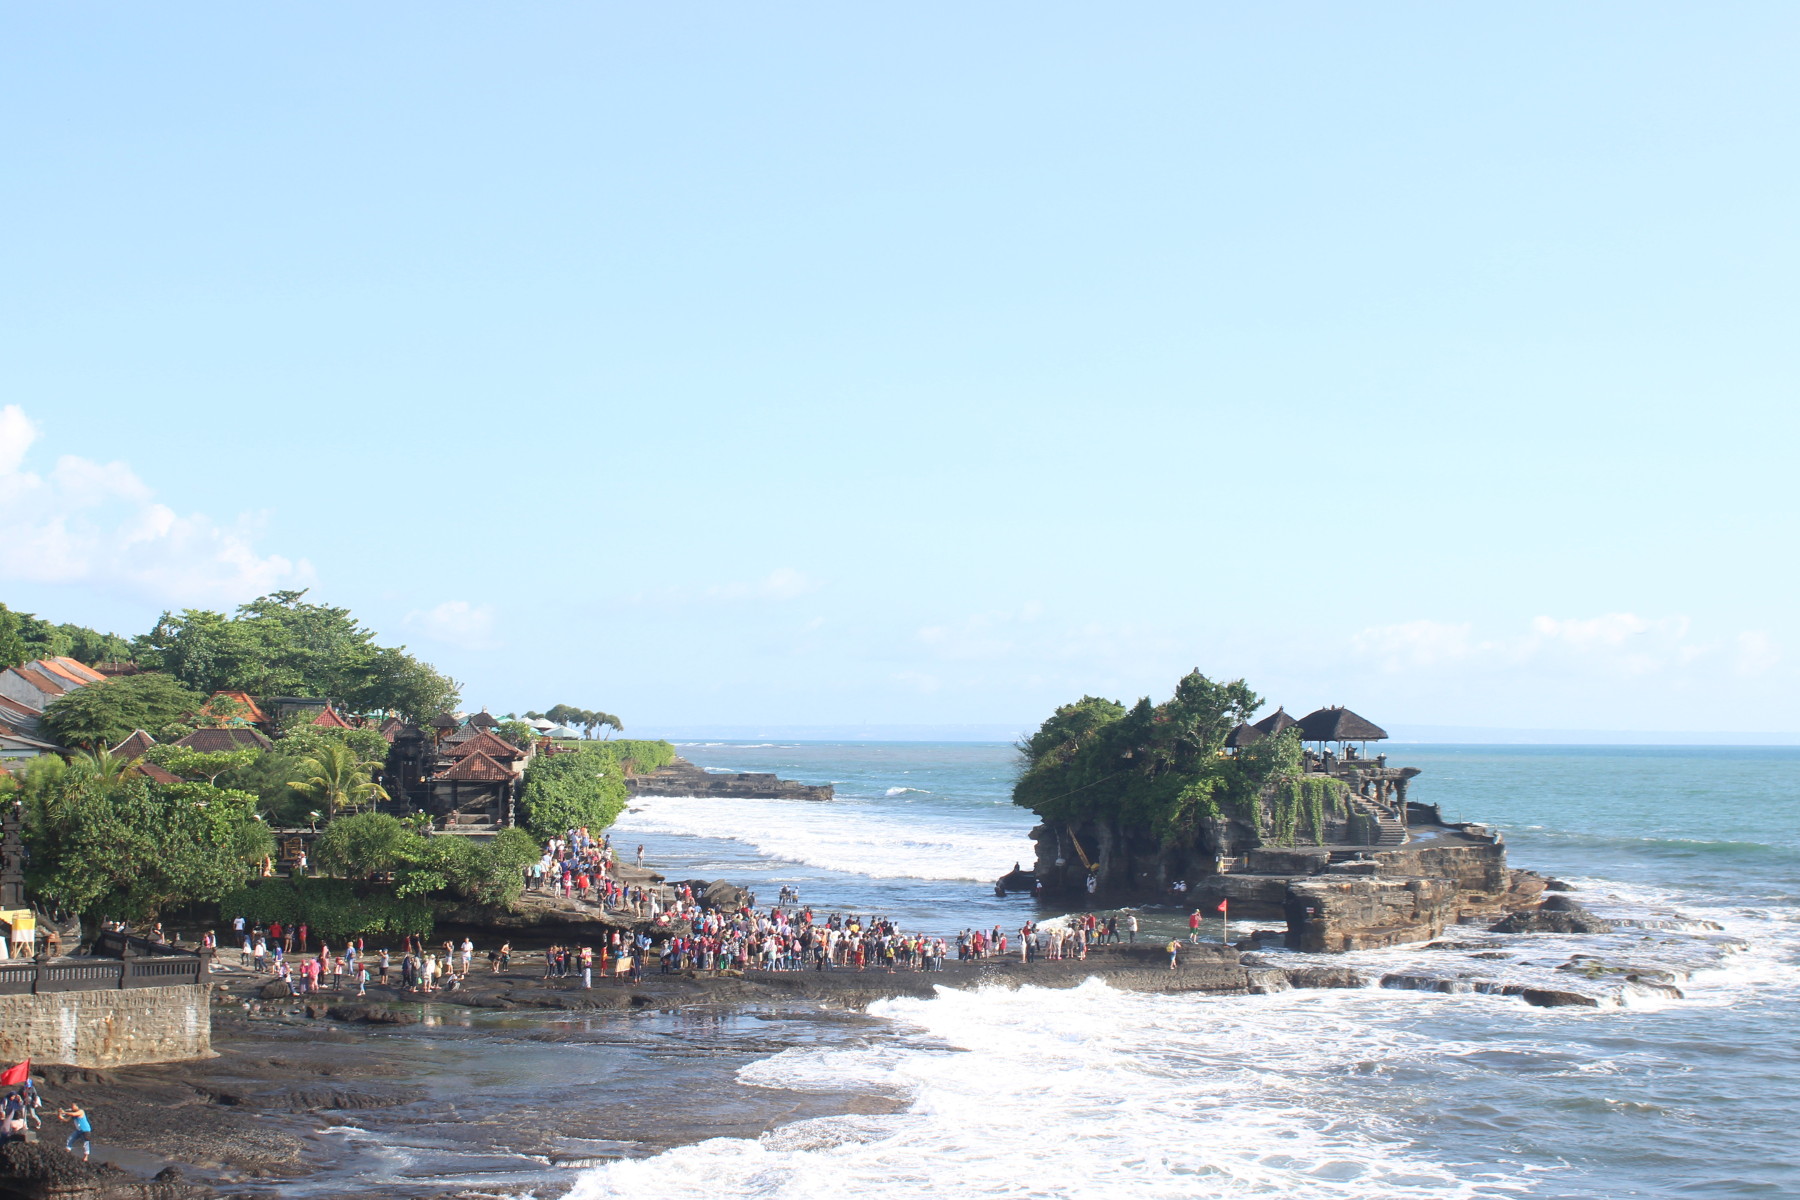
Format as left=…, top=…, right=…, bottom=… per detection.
left=1489, top=895, right=1616, bottom=935
left=1283, top=877, right=1458, bottom=952
left=0, top=1142, right=215, bottom=1200
left=627, top=758, right=833, bottom=801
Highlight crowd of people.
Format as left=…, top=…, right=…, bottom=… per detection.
left=211, top=826, right=1189, bottom=1001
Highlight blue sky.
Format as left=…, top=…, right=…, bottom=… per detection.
left=2, top=4, right=1795, bottom=735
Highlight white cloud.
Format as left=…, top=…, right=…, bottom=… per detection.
left=404, top=600, right=499, bottom=650
left=0, top=405, right=308, bottom=604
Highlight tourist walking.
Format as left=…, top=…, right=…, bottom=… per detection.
left=1167, top=939, right=1181, bottom=971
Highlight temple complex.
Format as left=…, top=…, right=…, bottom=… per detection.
left=1027, top=704, right=1539, bottom=952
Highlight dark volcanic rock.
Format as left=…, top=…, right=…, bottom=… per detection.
left=1489, top=900, right=1614, bottom=934
left=0, top=1140, right=215, bottom=1199
left=1519, top=987, right=1602, bottom=1008
left=629, top=757, right=832, bottom=801
left=1283, top=967, right=1369, bottom=990
left=702, top=880, right=753, bottom=910
left=322, top=1004, right=416, bottom=1026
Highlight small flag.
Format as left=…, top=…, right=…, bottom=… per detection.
left=0, top=1059, right=29, bottom=1086
left=1216, top=901, right=1228, bottom=913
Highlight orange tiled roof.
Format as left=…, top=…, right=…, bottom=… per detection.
left=203, top=691, right=267, bottom=725
left=35, top=659, right=94, bottom=688
left=51, top=657, right=107, bottom=684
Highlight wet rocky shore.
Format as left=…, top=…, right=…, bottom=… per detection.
left=2, top=875, right=1741, bottom=1200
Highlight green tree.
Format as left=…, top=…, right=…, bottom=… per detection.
left=1012, top=670, right=1266, bottom=843
left=495, top=719, right=538, bottom=750
left=517, top=743, right=629, bottom=839
left=138, top=591, right=461, bottom=721
left=40, top=673, right=205, bottom=751
left=143, top=744, right=260, bottom=785
left=0, top=604, right=28, bottom=669
left=14, top=752, right=269, bottom=921
left=286, top=743, right=390, bottom=818
left=313, top=811, right=414, bottom=879
left=276, top=724, right=392, bottom=767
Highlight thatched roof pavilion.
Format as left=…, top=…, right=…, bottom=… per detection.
left=1253, top=708, right=1299, bottom=737
left=1297, top=706, right=1388, bottom=743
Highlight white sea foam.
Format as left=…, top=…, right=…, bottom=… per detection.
left=568, top=979, right=1536, bottom=1200
left=614, top=795, right=1030, bottom=882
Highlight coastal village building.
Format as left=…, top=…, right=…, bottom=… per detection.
left=0, top=657, right=106, bottom=760
left=382, top=711, right=534, bottom=832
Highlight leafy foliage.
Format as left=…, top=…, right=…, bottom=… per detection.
left=220, top=877, right=435, bottom=941
left=274, top=723, right=391, bottom=766
left=286, top=743, right=389, bottom=817
left=1012, top=671, right=1286, bottom=844
left=142, top=744, right=259, bottom=783
left=40, top=673, right=205, bottom=751
left=12, top=752, right=270, bottom=921
left=0, top=604, right=132, bottom=668
left=495, top=719, right=538, bottom=750
left=259, top=817, right=541, bottom=938
left=517, top=744, right=628, bottom=839
left=136, top=590, right=460, bottom=722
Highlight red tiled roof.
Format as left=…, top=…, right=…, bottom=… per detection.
left=437, top=750, right=512, bottom=783
left=442, top=729, right=524, bottom=761
left=13, top=666, right=70, bottom=697
left=133, top=761, right=184, bottom=785
left=112, top=730, right=157, bottom=758
left=311, top=705, right=352, bottom=729
left=173, top=727, right=273, bottom=752
left=0, top=695, right=39, bottom=721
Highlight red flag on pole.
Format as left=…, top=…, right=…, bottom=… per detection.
left=0, top=1059, right=29, bottom=1086
left=1216, top=901, right=1228, bottom=913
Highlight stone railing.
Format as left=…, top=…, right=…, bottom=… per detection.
left=0, top=933, right=209, bottom=995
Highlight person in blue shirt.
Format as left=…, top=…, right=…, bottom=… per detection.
left=57, top=1102, right=91, bottom=1160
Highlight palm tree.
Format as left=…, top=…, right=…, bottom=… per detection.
left=69, top=747, right=140, bottom=789
left=286, top=743, right=390, bottom=819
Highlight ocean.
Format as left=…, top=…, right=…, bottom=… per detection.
left=574, top=741, right=1800, bottom=1199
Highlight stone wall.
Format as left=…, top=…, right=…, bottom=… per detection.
left=0, top=985, right=211, bottom=1068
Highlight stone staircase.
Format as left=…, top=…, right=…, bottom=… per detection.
left=439, top=811, right=499, bottom=838
left=1348, top=795, right=1408, bottom=847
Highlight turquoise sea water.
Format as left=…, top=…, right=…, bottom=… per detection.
left=594, top=742, right=1800, bottom=1199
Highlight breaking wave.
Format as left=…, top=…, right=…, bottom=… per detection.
left=613, top=794, right=1030, bottom=882
left=569, top=979, right=1538, bottom=1199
